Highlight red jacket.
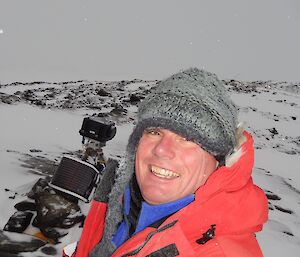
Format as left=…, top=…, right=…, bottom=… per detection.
left=63, top=132, right=268, bottom=257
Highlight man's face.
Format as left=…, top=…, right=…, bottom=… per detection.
left=135, top=128, right=218, bottom=205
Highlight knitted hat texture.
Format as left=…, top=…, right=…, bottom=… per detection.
left=128, top=67, right=238, bottom=160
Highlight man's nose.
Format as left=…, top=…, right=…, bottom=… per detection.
left=152, top=135, right=175, bottom=159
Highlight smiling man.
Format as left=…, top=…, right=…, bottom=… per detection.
left=135, top=128, right=218, bottom=205
left=63, top=68, right=268, bottom=257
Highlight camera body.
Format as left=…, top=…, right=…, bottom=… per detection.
left=50, top=116, right=117, bottom=202
left=79, top=116, right=116, bottom=144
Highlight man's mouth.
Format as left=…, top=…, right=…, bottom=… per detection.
left=150, top=165, right=180, bottom=179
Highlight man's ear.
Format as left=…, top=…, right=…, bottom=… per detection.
left=215, top=161, right=219, bottom=169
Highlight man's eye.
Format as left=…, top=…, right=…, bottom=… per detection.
left=144, top=128, right=160, bottom=136
left=177, top=136, right=189, bottom=143
left=177, top=136, right=198, bottom=146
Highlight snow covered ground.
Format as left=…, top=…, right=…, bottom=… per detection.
left=0, top=79, right=299, bottom=256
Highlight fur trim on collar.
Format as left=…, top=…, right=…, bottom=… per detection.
left=225, top=123, right=246, bottom=167
left=90, top=153, right=136, bottom=257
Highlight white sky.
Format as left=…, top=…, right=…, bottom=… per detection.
left=0, top=0, right=300, bottom=83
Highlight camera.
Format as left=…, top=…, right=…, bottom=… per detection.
left=79, top=116, right=116, bottom=144
left=49, top=116, right=117, bottom=202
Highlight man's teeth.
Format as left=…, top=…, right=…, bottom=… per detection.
left=151, top=166, right=180, bottom=178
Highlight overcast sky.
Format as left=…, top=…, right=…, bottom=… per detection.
left=0, top=0, right=299, bottom=83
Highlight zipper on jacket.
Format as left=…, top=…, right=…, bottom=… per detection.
left=196, top=224, right=216, bottom=245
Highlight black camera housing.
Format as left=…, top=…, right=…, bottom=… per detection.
left=79, top=117, right=116, bottom=143
left=50, top=156, right=100, bottom=202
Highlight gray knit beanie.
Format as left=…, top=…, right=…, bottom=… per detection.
left=128, top=67, right=238, bottom=162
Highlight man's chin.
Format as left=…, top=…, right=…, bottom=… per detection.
left=142, top=191, right=176, bottom=205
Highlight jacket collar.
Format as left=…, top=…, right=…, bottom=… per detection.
left=170, top=132, right=268, bottom=238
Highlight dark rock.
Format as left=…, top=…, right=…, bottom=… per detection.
left=60, top=100, right=74, bottom=109
left=117, top=80, right=129, bottom=88
left=97, top=112, right=109, bottom=118
left=27, top=178, right=51, bottom=199
left=268, top=127, right=279, bottom=135
left=39, top=227, right=67, bottom=244
left=14, top=200, right=37, bottom=212
left=87, top=105, right=102, bottom=110
left=22, top=90, right=35, bottom=100
left=29, top=149, right=42, bottom=153
left=274, top=205, right=293, bottom=214
left=110, top=104, right=128, bottom=115
left=8, top=192, right=16, bottom=198
left=266, top=193, right=281, bottom=201
left=64, top=93, right=75, bottom=100
left=283, top=231, right=294, bottom=236
left=0, top=94, right=21, bottom=104
left=0, top=251, right=20, bottom=257
left=96, top=88, right=112, bottom=97
left=45, top=92, right=55, bottom=99
left=292, top=137, right=300, bottom=147
left=291, top=116, right=296, bottom=120
left=0, top=230, right=46, bottom=253
left=34, top=189, right=84, bottom=229
left=129, top=94, right=142, bottom=103
left=14, top=91, right=22, bottom=95
left=116, top=86, right=125, bottom=91
left=41, top=245, right=57, bottom=255
left=4, top=211, right=34, bottom=233
left=282, top=150, right=297, bottom=155
left=33, top=99, right=46, bottom=106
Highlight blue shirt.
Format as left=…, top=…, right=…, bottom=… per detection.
left=112, top=187, right=194, bottom=248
